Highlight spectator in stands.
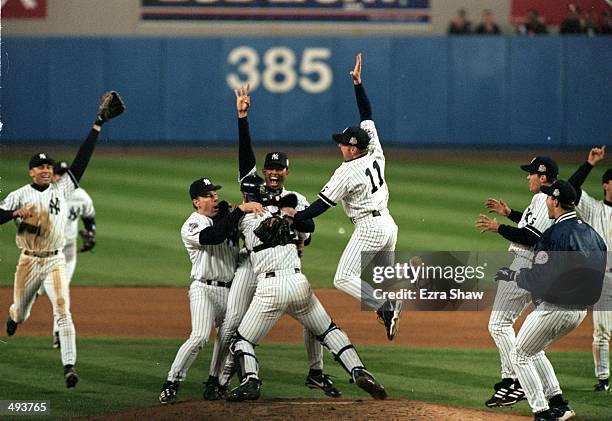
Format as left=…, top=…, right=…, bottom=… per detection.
left=475, top=9, right=501, bottom=34
left=582, top=10, right=600, bottom=36
left=448, top=9, right=471, bottom=34
left=601, top=9, right=612, bottom=34
left=560, top=3, right=583, bottom=34
left=516, top=9, right=548, bottom=35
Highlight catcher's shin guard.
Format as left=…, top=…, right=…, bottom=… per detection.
left=317, top=321, right=364, bottom=375
left=230, top=332, right=259, bottom=382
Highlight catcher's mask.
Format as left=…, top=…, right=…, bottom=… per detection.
left=240, top=175, right=268, bottom=202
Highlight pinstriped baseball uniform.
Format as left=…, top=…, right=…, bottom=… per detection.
left=576, top=189, right=612, bottom=381
left=231, top=210, right=367, bottom=382
left=211, top=190, right=323, bottom=384
left=489, top=192, right=553, bottom=380
left=165, top=212, right=238, bottom=382
left=318, top=120, right=398, bottom=310
left=1, top=173, right=79, bottom=366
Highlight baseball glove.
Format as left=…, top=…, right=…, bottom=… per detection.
left=254, top=215, right=295, bottom=247
left=79, top=229, right=96, bottom=253
left=96, top=91, right=125, bottom=125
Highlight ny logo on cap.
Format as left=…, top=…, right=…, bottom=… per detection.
left=349, top=137, right=358, bottom=145
left=271, top=153, right=279, bottom=160
left=203, top=178, right=211, bottom=185
left=553, top=189, right=560, bottom=197
left=39, top=154, right=47, bottom=159
left=538, top=164, right=547, bottom=172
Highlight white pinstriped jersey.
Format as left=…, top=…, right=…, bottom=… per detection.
left=240, top=209, right=301, bottom=275
left=318, top=120, right=389, bottom=219
left=181, top=212, right=239, bottom=282
left=508, top=192, right=553, bottom=262
left=577, top=190, right=612, bottom=268
left=0, top=174, right=78, bottom=251
left=64, top=188, right=95, bottom=242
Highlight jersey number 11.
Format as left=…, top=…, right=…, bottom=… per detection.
left=365, top=160, right=384, bottom=194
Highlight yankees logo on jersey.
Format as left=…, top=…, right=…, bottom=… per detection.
left=508, top=193, right=552, bottom=265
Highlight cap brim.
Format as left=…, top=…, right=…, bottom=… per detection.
left=539, top=185, right=554, bottom=196
left=212, top=185, right=222, bottom=191
left=332, top=133, right=346, bottom=144
left=520, top=164, right=535, bottom=173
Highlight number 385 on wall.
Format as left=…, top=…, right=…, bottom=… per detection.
left=226, top=46, right=333, bottom=94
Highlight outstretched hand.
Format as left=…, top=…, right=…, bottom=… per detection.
left=350, top=53, right=362, bottom=85
left=235, top=84, right=251, bottom=118
left=484, top=198, right=510, bottom=217
left=474, top=214, right=500, bottom=233
left=587, top=145, right=606, bottom=166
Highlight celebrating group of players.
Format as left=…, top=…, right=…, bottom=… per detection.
left=1, top=54, right=610, bottom=420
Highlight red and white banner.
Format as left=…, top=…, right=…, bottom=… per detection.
left=1, top=0, right=47, bottom=19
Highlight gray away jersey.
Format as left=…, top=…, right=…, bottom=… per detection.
left=64, top=188, right=95, bottom=242
left=508, top=192, right=553, bottom=262
left=1, top=174, right=78, bottom=251
left=318, top=120, right=389, bottom=219
left=181, top=212, right=239, bottom=282
left=577, top=190, right=612, bottom=268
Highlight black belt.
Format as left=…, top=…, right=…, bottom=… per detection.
left=24, top=250, right=59, bottom=258
left=200, top=279, right=232, bottom=288
left=265, top=268, right=301, bottom=278
left=350, top=210, right=381, bottom=224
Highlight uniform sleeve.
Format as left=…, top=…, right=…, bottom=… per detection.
left=295, top=193, right=310, bottom=211
left=576, top=189, right=597, bottom=223
left=181, top=216, right=212, bottom=248
left=361, top=120, right=384, bottom=162
left=57, top=173, right=79, bottom=197
left=523, top=195, right=550, bottom=238
left=0, top=191, right=21, bottom=224
left=318, top=166, right=351, bottom=206
left=81, top=189, right=96, bottom=218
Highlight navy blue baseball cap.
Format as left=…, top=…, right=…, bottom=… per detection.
left=29, top=153, right=55, bottom=169
left=189, top=177, right=222, bottom=199
left=520, top=156, right=558, bottom=180
left=264, top=152, right=289, bottom=169
left=332, top=126, right=370, bottom=149
left=602, top=168, right=612, bottom=184
left=540, top=180, right=577, bottom=205
left=53, top=161, right=70, bottom=175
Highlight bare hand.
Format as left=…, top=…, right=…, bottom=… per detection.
left=474, top=214, right=500, bottom=233
left=282, top=207, right=296, bottom=218
left=587, top=145, right=606, bottom=166
left=239, top=201, right=264, bottom=216
left=235, top=84, right=251, bottom=118
left=484, top=198, right=510, bottom=217
left=13, top=207, right=32, bottom=219
left=350, top=53, right=362, bottom=85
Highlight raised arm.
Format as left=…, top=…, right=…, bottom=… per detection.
left=235, top=85, right=257, bottom=182
left=351, top=53, right=372, bottom=122
left=568, top=146, right=605, bottom=204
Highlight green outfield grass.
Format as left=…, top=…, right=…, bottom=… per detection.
left=0, top=337, right=608, bottom=419
left=0, top=153, right=607, bottom=288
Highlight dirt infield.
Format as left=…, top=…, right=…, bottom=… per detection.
left=0, top=287, right=592, bottom=349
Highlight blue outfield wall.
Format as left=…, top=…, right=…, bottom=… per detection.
left=0, top=36, right=610, bottom=147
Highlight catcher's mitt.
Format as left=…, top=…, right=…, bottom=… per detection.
left=265, top=193, right=298, bottom=209
left=79, top=229, right=96, bottom=253
left=254, top=215, right=295, bottom=247
left=96, top=91, right=125, bottom=125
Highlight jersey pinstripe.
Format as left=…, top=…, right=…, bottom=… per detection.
left=181, top=213, right=238, bottom=282
left=318, top=120, right=388, bottom=220
left=64, top=188, right=95, bottom=242
left=577, top=190, right=611, bottom=267
left=1, top=174, right=78, bottom=251
left=508, top=193, right=553, bottom=264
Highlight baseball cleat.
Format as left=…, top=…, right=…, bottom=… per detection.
left=52, top=332, right=60, bottom=349
left=159, top=380, right=179, bottom=404
left=64, top=365, right=79, bottom=388
left=203, top=376, right=225, bottom=400
left=376, top=300, right=402, bottom=341
left=485, top=378, right=525, bottom=407
left=226, top=377, right=262, bottom=402
left=593, top=379, right=610, bottom=392
left=550, top=404, right=576, bottom=421
left=533, top=409, right=557, bottom=421
left=6, top=318, right=17, bottom=336
left=352, top=368, right=387, bottom=400
left=305, top=371, right=341, bottom=398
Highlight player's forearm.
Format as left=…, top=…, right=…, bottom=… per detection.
left=568, top=161, right=592, bottom=205
left=81, top=217, right=96, bottom=232
left=70, top=128, right=101, bottom=182
left=198, top=207, right=245, bottom=245
left=291, top=218, right=315, bottom=233
left=507, top=209, right=523, bottom=224
left=238, top=117, right=257, bottom=180
left=0, top=208, right=14, bottom=224
left=293, top=199, right=330, bottom=222
left=498, top=225, right=539, bottom=246
left=354, top=84, right=372, bottom=122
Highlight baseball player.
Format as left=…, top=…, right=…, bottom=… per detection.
left=204, top=85, right=339, bottom=400
left=225, top=176, right=387, bottom=402
left=495, top=180, right=607, bottom=421
left=1, top=91, right=125, bottom=388
left=158, top=178, right=264, bottom=405
left=567, top=145, right=612, bottom=392
left=291, top=53, right=401, bottom=340
left=37, top=161, right=96, bottom=349
left=475, top=156, right=558, bottom=407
